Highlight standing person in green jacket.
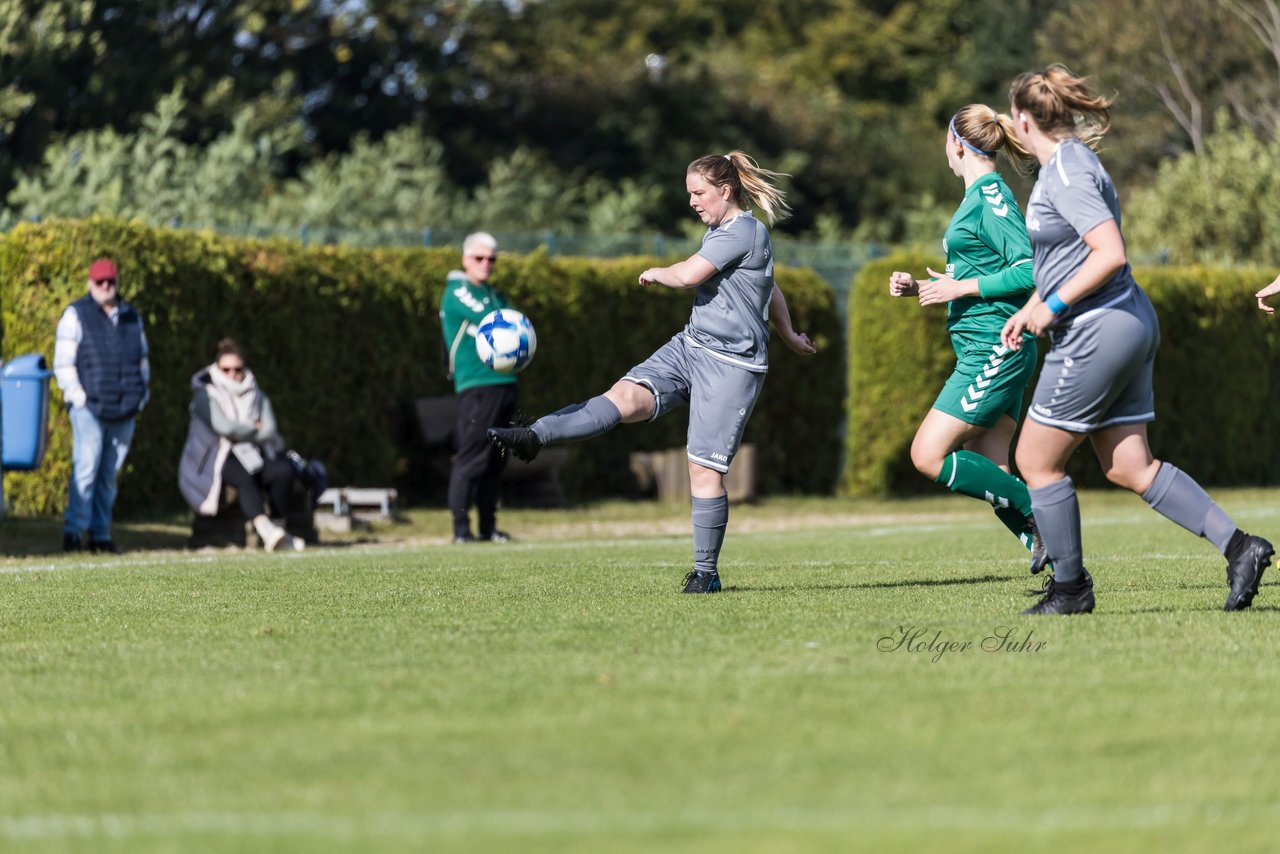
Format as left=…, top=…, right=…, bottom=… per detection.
left=439, top=232, right=518, bottom=544
left=888, top=104, right=1048, bottom=574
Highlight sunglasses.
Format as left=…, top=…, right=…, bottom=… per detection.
left=92, top=278, right=118, bottom=286
left=470, top=255, right=498, bottom=263
left=218, top=364, right=246, bottom=376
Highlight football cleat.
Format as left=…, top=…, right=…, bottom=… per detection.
left=487, top=426, right=542, bottom=462
left=1224, top=532, right=1273, bottom=611
left=1022, top=569, right=1094, bottom=615
left=1026, top=516, right=1052, bottom=575
left=681, top=570, right=722, bottom=594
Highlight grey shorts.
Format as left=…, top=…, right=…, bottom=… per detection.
left=623, top=334, right=766, bottom=473
left=1028, top=288, right=1160, bottom=432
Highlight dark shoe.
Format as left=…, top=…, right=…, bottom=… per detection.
left=452, top=533, right=477, bottom=545
left=62, top=532, right=82, bottom=553
left=1026, top=516, right=1051, bottom=575
left=487, top=426, right=542, bottom=463
left=485, top=530, right=512, bottom=543
left=1022, top=569, right=1094, bottom=615
left=681, top=570, right=722, bottom=594
left=88, top=539, right=123, bottom=555
left=1224, top=532, right=1273, bottom=611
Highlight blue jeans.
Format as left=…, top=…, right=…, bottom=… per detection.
left=63, top=406, right=135, bottom=540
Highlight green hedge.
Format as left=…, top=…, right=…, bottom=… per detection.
left=844, top=251, right=1280, bottom=495
left=0, top=218, right=844, bottom=517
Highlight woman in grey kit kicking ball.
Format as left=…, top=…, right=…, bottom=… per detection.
left=489, top=151, right=816, bottom=593
left=1002, top=66, right=1273, bottom=614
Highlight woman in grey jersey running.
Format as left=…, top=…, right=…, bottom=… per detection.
left=1001, top=65, right=1273, bottom=615
left=889, top=103, right=1047, bottom=575
left=489, top=151, right=816, bottom=594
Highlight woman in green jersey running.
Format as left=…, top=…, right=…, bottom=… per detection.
left=889, top=103, right=1047, bottom=574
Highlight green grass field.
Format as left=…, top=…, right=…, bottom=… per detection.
left=3, top=490, right=1280, bottom=853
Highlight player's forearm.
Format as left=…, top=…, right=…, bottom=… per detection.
left=768, top=285, right=796, bottom=333
left=645, top=264, right=702, bottom=289
left=978, top=262, right=1034, bottom=298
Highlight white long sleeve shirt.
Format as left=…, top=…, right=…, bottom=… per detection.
left=53, top=303, right=151, bottom=410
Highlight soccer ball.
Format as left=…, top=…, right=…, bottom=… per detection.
left=475, top=308, right=537, bottom=373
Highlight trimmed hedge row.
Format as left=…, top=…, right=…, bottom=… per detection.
left=0, top=218, right=844, bottom=517
left=844, top=251, right=1280, bottom=495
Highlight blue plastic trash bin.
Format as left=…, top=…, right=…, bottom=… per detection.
left=2, top=353, right=54, bottom=470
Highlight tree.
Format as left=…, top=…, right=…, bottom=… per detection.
left=1042, top=0, right=1280, bottom=174
left=7, top=87, right=295, bottom=226
left=0, top=0, right=1065, bottom=238
left=1128, top=121, right=1280, bottom=264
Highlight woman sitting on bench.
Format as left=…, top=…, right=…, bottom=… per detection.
left=178, top=338, right=305, bottom=552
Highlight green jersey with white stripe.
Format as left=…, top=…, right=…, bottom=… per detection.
left=439, top=271, right=517, bottom=393
left=942, top=172, right=1034, bottom=337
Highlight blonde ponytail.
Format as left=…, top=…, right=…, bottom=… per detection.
left=687, top=151, right=791, bottom=225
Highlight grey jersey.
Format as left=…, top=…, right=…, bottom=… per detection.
left=685, top=211, right=773, bottom=373
left=1026, top=138, right=1138, bottom=322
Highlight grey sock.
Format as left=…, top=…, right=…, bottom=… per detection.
left=1141, top=462, right=1236, bottom=553
left=1030, top=476, right=1085, bottom=584
left=531, top=395, right=621, bottom=445
left=692, top=494, right=729, bottom=575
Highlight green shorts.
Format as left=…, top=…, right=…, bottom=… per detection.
left=932, top=333, right=1036, bottom=428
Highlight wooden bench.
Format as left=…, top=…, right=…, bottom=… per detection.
left=414, top=395, right=568, bottom=507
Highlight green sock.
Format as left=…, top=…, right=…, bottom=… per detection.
left=936, top=450, right=1034, bottom=550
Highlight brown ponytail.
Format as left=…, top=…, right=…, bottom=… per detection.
left=1009, top=65, right=1114, bottom=148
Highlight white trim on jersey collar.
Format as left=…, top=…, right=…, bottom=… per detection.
left=714, top=210, right=753, bottom=229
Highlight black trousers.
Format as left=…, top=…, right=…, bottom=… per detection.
left=448, top=383, right=518, bottom=538
left=222, top=454, right=296, bottom=519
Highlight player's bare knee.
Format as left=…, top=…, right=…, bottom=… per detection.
left=1103, top=466, right=1137, bottom=492
left=605, top=380, right=655, bottom=422
left=1015, top=446, right=1057, bottom=487
left=688, top=462, right=725, bottom=497
left=1105, top=460, right=1158, bottom=493
left=910, top=445, right=942, bottom=479
left=909, top=434, right=943, bottom=480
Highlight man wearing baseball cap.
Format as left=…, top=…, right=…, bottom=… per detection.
left=52, top=257, right=150, bottom=553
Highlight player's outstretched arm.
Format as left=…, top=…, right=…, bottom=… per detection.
left=769, top=284, right=817, bottom=355
left=639, top=255, right=718, bottom=290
